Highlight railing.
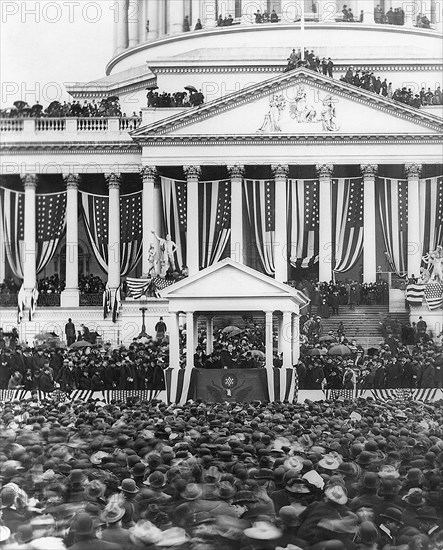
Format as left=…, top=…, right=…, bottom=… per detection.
left=119, top=117, right=142, bottom=131
left=77, top=118, right=108, bottom=131
left=0, top=293, right=18, bottom=307
left=37, top=294, right=61, bottom=307
left=35, top=118, right=66, bottom=131
left=0, top=119, right=23, bottom=132
left=79, top=293, right=103, bottom=306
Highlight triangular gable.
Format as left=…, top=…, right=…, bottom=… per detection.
left=161, top=258, right=308, bottom=304
left=132, top=68, right=443, bottom=140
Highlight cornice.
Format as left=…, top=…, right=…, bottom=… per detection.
left=131, top=70, right=443, bottom=140
left=1, top=142, right=142, bottom=154
left=140, top=134, right=443, bottom=146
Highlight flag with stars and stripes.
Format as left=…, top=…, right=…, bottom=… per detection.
left=331, top=178, right=364, bottom=273
left=0, top=187, right=24, bottom=279
left=376, top=177, right=408, bottom=276
left=288, top=179, right=319, bottom=269
left=36, top=191, right=67, bottom=273
left=80, top=190, right=143, bottom=277
left=424, top=282, right=443, bottom=310
left=160, top=177, right=187, bottom=270
left=420, top=176, right=443, bottom=265
left=199, top=179, right=231, bottom=268
left=244, top=179, right=275, bottom=276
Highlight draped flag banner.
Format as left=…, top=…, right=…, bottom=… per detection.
left=126, top=276, right=174, bottom=298
left=424, top=282, right=443, bottom=310
left=36, top=191, right=67, bottom=273
left=80, top=190, right=143, bottom=277
left=160, top=177, right=187, bottom=270
left=244, top=179, right=275, bottom=276
left=419, top=176, right=443, bottom=259
left=0, top=389, right=164, bottom=404
left=0, top=187, right=66, bottom=278
left=376, top=177, right=408, bottom=276
left=406, top=283, right=426, bottom=304
left=331, top=178, right=364, bottom=273
left=199, top=179, right=231, bottom=268
left=287, top=179, right=319, bottom=269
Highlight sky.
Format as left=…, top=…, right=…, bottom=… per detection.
left=1, top=0, right=115, bottom=108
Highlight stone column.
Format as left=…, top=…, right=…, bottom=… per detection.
left=184, top=165, right=201, bottom=276
left=361, top=0, right=375, bottom=23
left=228, top=164, right=245, bottom=264
left=169, top=312, right=180, bottom=368
left=141, top=166, right=161, bottom=275
left=146, top=0, right=159, bottom=39
left=272, top=164, right=289, bottom=283
left=186, top=311, right=195, bottom=370
left=282, top=311, right=292, bottom=369
left=22, top=174, right=37, bottom=298
left=206, top=315, right=214, bottom=354
left=203, top=0, right=217, bottom=27
left=0, top=199, right=5, bottom=285
left=316, top=164, right=334, bottom=282
left=292, top=312, right=300, bottom=364
left=265, top=310, right=275, bottom=400
left=191, top=0, right=201, bottom=27
left=170, top=0, right=184, bottom=33
left=138, top=0, right=147, bottom=42
left=361, top=164, right=378, bottom=284
left=116, top=0, right=128, bottom=53
left=61, top=174, right=80, bottom=307
left=128, top=0, right=140, bottom=46
left=404, top=0, right=419, bottom=27
left=405, top=163, right=422, bottom=279
left=105, top=173, right=122, bottom=291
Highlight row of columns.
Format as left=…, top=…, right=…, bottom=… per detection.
left=10, top=162, right=422, bottom=307
left=167, top=309, right=300, bottom=373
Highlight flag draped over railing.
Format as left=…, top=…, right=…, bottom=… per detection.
left=80, top=190, right=143, bottom=277
left=199, top=179, right=231, bottom=268
left=331, top=178, right=364, bottom=273
left=244, top=179, right=275, bottom=276
left=0, top=187, right=66, bottom=279
left=376, top=177, right=408, bottom=276
left=419, top=176, right=443, bottom=261
left=287, top=179, right=319, bottom=269
left=160, top=177, right=187, bottom=270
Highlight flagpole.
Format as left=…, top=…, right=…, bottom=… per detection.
left=300, top=0, right=305, bottom=61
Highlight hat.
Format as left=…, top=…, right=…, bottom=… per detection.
left=74, top=513, right=95, bottom=535
left=0, top=525, right=10, bottom=543
left=279, top=506, right=302, bottom=527
left=416, top=506, right=438, bottom=521
left=380, top=507, right=403, bottom=524
left=356, top=451, right=373, bottom=466
left=181, top=483, right=202, bottom=501
left=302, top=469, right=324, bottom=489
left=284, top=456, right=304, bottom=472
left=203, top=465, right=221, bottom=483
left=361, top=472, right=378, bottom=490
left=130, top=520, right=162, bottom=545
left=286, top=477, right=311, bottom=494
left=157, top=527, right=189, bottom=547
left=144, top=471, right=166, bottom=489
left=402, top=487, right=426, bottom=507
left=232, top=490, right=259, bottom=504
left=243, top=521, right=283, bottom=540
left=318, top=454, right=341, bottom=470
left=15, top=524, right=34, bottom=543
left=132, top=462, right=147, bottom=479
left=119, top=478, right=139, bottom=494
left=358, top=521, right=379, bottom=544
left=100, top=502, right=125, bottom=524
left=217, top=481, right=236, bottom=500
left=324, top=485, right=348, bottom=505
left=378, top=464, right=400, bottom=479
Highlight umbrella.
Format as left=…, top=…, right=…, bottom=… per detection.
left=306, top=348, right=323, bottom=356
left=221, top=325, right=243, bottom=337
left=248, top=349, right=265, bottom=359
left=184, top=85, right=197, bottom=93
left=13, top=100, right=29, bottom=111
left=146, top=85, right=159, bottom=90
left=319, top=335, right=335, bottom=342
left=107, top=96, right=120, bottom=102
left=47, top=100, right=61, bottom=110
left=327, top=344, right=352, bottom=356
left=35, top=331, right=58, bottom=340
left=69, top=340, right=93, bottom=349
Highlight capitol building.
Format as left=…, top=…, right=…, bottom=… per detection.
left=0, top=0, right=442, bottom=365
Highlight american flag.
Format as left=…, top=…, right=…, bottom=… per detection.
left=377, top=177, right=408, bottom=276
left=424, top=282, right=443, bottom=310
left=0, top=187, right=24, bottom=279
left=161, top=177, right=187, bottom=269
left=244, top=179, right=275, bottom=275
left=120, top=192, right=143, bottom=276
left=288, top=179, right=319, bottom=269
left=199, top=179, right=231, bottom=268
left=332, top=178, right=364, bottom=273
left=81, top=191, right=143, bottom=277
left=36, top=191, right=67, bottom=273
left=420, top=176, right=443, bottom=263
left=406, top=283, right=426, bottom=304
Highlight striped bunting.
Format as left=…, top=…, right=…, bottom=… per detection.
left=406, top=283, right=426, bottom=304
left=419, top=176, right=443, bottom=259
left=369, top=388, right=440, bottom=402
left=160, top=177, right=187, bottom=270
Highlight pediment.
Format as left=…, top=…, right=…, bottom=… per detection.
left=161, top=259, right=308, bottom=304
left=132, top=69, right=443, bottom=141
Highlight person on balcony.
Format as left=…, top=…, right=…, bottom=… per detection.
left=65, top=318, right=76, bottom=346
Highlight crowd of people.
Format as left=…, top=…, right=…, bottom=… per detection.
left=285, top=49, right=334, bottom=75
left=0, top=392, right=442, bottom=548
left=146, top=89, right=205, bottom=108
left=0, top=98, right=126, bottom=119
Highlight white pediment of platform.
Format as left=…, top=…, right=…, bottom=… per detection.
left=161, top=259, right=308, bottom=306
left=131, top=69, right=443, bottom=141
